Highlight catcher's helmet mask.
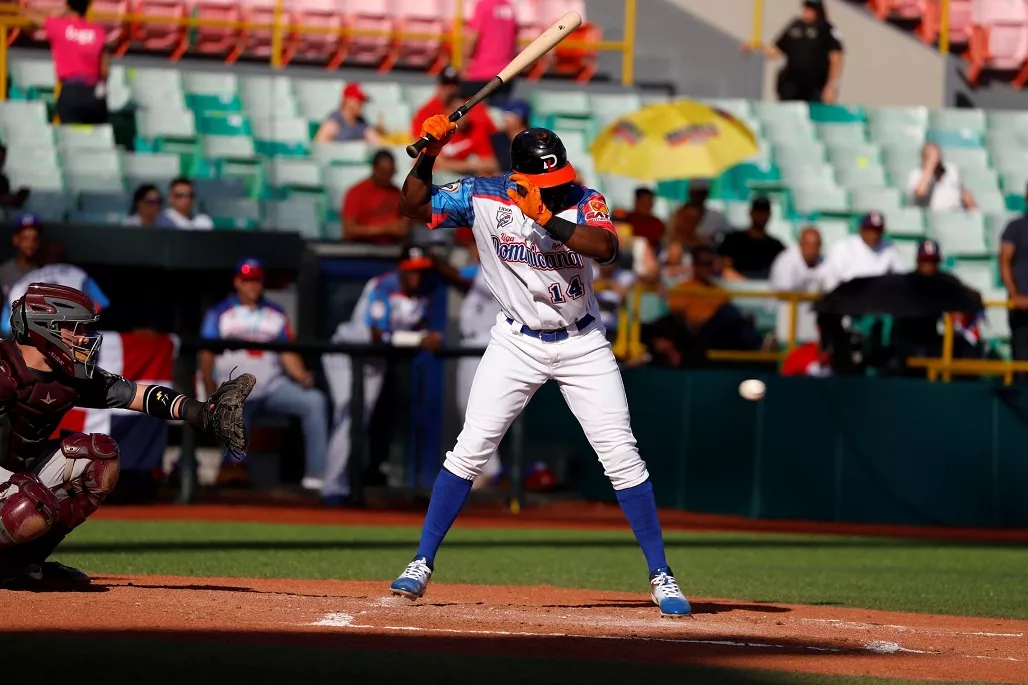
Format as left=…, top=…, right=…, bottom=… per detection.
left=11, top=283, right=102, bottom=379
left=511, top=128, right=577, bottom=212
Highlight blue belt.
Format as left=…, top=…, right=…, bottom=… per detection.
left=506, top=313, right=595, bottom=343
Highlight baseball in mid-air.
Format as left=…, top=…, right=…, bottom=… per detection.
left=739, top=379, right=766, bottom=401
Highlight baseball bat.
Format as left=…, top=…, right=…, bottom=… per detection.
left=406, top=11, right=583, bottom=159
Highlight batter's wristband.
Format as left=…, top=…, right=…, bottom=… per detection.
left=412, top=154, right=436, bottom=182
left=543, top=215, right=578, bottom=243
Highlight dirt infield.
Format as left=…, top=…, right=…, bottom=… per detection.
left=2, top=575, right=1025, bottom=682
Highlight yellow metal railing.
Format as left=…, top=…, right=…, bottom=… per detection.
left=0, top=0, right=637, bottom=96
left=616, top=283, right=1024, bottom=385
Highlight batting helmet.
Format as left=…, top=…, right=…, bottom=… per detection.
left=10, top=283, right=102, bottom=379
left=510, top=128, right=577, bottom=189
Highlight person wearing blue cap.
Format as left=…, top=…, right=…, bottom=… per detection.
left=0, top=214, right=43, bottom=299
left=199, top=258, right=328, bottom=490
left=490, top=100, right=531, bottom=173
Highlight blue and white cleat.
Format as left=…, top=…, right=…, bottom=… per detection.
left=390, top=555, right=433, bottom=600
left=649, top=566, right=691, bottom=617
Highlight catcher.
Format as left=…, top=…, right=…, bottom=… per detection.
left=0, top=284, right=254, bottom=589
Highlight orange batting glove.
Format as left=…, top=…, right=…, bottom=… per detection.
left=506, top=173, right=553, bottom=226
left=419, top=114, right=458, bottom=156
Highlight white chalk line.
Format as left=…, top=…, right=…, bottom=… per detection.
left=803, top=618, right=1023, bottom=639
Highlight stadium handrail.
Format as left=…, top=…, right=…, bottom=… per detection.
left=0, top=0, right=638, bottom=95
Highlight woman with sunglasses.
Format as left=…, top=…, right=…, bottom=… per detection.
left=123, top=184, right=162, bottom=227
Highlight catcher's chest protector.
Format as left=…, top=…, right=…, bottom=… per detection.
left=0, top=340, right=79, bottom=471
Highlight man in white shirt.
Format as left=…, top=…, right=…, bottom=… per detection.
left=769, top=225, right=824, bottom=345
left=906, top=142, right=976, bottom=212
left=821, top=212, right=907, bottom=292
left=156, top=177, right=214, bottom=230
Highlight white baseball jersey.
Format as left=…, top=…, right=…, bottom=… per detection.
left=429, top=175, right=616, bottom=331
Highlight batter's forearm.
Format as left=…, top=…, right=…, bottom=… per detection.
left=545, top=217, right=618, bottom=264
left=399, top=155, right=436, bottom=221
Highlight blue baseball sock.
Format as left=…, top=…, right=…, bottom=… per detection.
left=416, top=468, right=474, bottom=563
left=615, top=480, right=668, bottom=575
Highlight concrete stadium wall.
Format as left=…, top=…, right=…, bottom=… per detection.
left=664, top=0, right=947, bottom=106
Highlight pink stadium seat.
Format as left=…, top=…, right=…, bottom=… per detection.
left=20, top=0, right=65, bottom=42
left=868, top=0, right=924, bottom=21
left=341, top=0, right=395, bottom=69
left=242, top=0, right=292, bottom=59
left=86, top=0, right=129, bottom=51
left=129, top=0, right=189, bottom=59
left=919, top=0, right=973, bottom=46
left=967, top=0, right=1028, bottom=86
left=192, top=0, right=244, bottom=63
left=293, top=0, right=344, bottom=67
left=526, top=20, right=600, bottom=82
left=392, top=0, right=447, bottom=72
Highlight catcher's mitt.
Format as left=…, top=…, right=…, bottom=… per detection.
left=202, top=373, right=256, bottom=453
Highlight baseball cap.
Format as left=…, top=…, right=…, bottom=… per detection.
left=399, top=244, right=433, bottom=271
left=917, top=238, right=942, bottom=262
left=859, top=211, right=886, bottom=230
left=235, top=257, right=265, bottom=281
left=342, top=83, right=369, bottom=102
left=500, top=99, right=532, bottom=124
left=438, top=65, right=461, bottom=85
left=751, top=196, right=771, bottom=212
left=12, top=213, right=42, bottom=233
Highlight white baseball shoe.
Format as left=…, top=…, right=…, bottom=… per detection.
left=390, top=556, right=433, bottom=600
left=649, top=566, right=691, bottom=617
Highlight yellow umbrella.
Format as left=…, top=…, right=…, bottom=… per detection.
left=590, top=100, right=759, bottom=181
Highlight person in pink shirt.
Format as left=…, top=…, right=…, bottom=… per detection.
left=25, top=0, right=109, bottom=125
left=461, top=0, right=519, bottom=105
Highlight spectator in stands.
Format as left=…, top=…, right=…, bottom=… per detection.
left=2, top=240, right=109, bottom=336
left=626, top=188, right=666, bottom=250
left=411, top=67, right=496, bottom=143
left=491, top=100, right=531, bottom=172
left=745, top=0, right=844, bottom=103
left=0, top=214, right=42, bottom=298
left=781, top=334, right=833, bottom=377
left=314, top=83, right=385, bottom=146
left=661, top=240, right=691, bottom=289
left=434, top=92, right=499, bottom=176
left=672, top=180, right=732, bottom=243
left=999, top=191, right=1028, bottom=365
left=0, top=145, right=30, bottom=209
left=462, top=0, right=518, bottom=104
left=821, top=212, right=906, bottom=292
left=157, top=177, right=214, bottom=230
left=124, top=184, right=162, bottom=227
left=769, top=226, right=825, bottom=346
left=341, top=150, right=409, bottom=244
left=718, top=197, right=786, bottom=279
left=907, top=142, right=976, bottom=211
left=200, top=258, right=328, bottom=491
left=25, top=0, right=109, bottom=124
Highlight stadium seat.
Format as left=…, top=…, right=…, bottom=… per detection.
left=968, top=0, right=1028, bottom=86
left=364, top=100, right=413, bottom=137
left=267, top=158, right=323, bottom=189
left=792, top=185, right=849, bottom=215
left=295, top=79, right=345, bottom=121
left=928, top=211, right=989, bottom=255
left=22, top=191, right=71, bottom=221
left=930, top=108, right=987, bottom=135
left=195, top=177, right=249, bottom=202
left=90, top=0, right=130, bottom=51
left=869, top=0, right=923, bottom=22
left=774, top=142, right=827, bottom=167
left=869, top=105, right=930, bottom=130
left=129, top=67, right=186, bottom=109
left=204, top=197, right=262, bottom=229
left=850, top=186, right=903, bottom=212
left=311, top=141, right=370, bottom=166
left=780, top=163, right=837, bottom=187
left=122, top=152, right=182, bottom=184
left=590, top=93, right=643, bottom=127
left=80, top=191, right=130, bottom=215
left=986, top=211, right=1018, bottom=248
left=703, top=98, right=752, bottom=120
left=977, top=190, right=1009, bottom=213
left=203, top=134, right=257, bottom=160
left=942, top=146, right=991, bottom=169
left=961, top=167, right=1002, bottom=196
left=10, top=58, right=56, bottom=100
left=1000, top=169, right=1028, bottom=195
left=882, top=207, right=927, bottom=236
left=325, top=165, right=371, bottom=208
left=137, top=109, right=197, bottom=141
left=130, top=0, right=189, bottom=58
left=192, top=0, right=245, bottom=62
left=532, top=91, right=591, bottom=122
left=240, top=75, right=299, bottom=118
left=818, top=123, right=868, bottom=147
left=252, top=117, right=311, bottom=156
left=342, top=0, right=395, bottom=68
left=57, top=125, right=116, bottom=151
left=814, top=218, right=851, bottom=251
left=892, top=238, right=920, bottom=268
left=293, top=0, right=346, bottom=67
left=920, top=0, right=974, bottom=46
left=393, top=0, right=447, bottom=71
left=262, top=196, right=324, bottom=238
left=983, top=290, right=1012, bottom=339
left=239, top=0, right=287, bottom=60
left=951, top=260, right=998, bottom=293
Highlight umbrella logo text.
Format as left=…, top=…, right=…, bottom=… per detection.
left=666, top=124, right=719, bottom=147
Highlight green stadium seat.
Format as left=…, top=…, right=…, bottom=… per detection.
left=129, top=67, right=186, bottom=110
left=204, top=197, right=261, bottom=229
left=240, top=75, right=298, bottom=118
left=195, top=177, right=248, bottom=202
left=325, top=165, right=370, bottom=209
left=11, top=167, right=64, bottom=194
left=986, top=212, right=1017, bottom=248
left=294, top=79, right=345, bottom=121
left=774, top=141, right=826, bottom=166
left=323, top=220, right=342, bottom=239
left=267, top=158, right=323, bottom=189
left=591, top=93, right=643, bottom=126
left=930, top=108, right=987, bottom=134
left=813, top=218, right=851, bottom=250
left=262, top=196, right=324, bottom=238
left=992, top=148, right=1028, bottom=175
left=10, top=58, right=57, bottom=100
left=57, top=124, right=116, bottom=151
left=360, top=82, right=404, bottom=103
left=555, top=129, right=589, bottom=158
left=80, top=192, right=129, bottom=214
left=809, top=103, right=866, bottom=124
left=198, top=112, right=252, bottom=136
left=203, top=135, right=257, bottom=160
left=184, top=72, right=238, bottom=95
left=1, top=102, right=52, bottom=142
left=364, top=100, right=413, bottom=136
left=136, top=108, right=197, bottom=142
left=766, top=218, right=795, bottom=245
left=106, top=65, right=131, bottom=112
left=792, top=185, right=848, bottom=215
left=533, top=91, right=591, bottom=118
left=780, top=163, right=837, bottom=187
left=987, top=110, right=1028, bottom=132
left=976, top=191, right=1008, bottom=214
left=882, top=207, right=926, bottom=236
left=869, top=123, right=926, bottom=148
left=185, top=93, right=243, bottom=114
left=252, top=117, right=311, bottom=157
left=639, top=92, right=669, bottom=107
left=928, top=211, right=988, bottom=256
left=763, top=118, right=817, bottom=144
left=999, top=170, right=1028, bottom=195
left=311, top=141, right=370, bottom=166
left=123, top=152, right=182, bottom=185
left=826, top=142, right=883, bottom=168
left=702, top=98, right=753, bottom=120
left=961, top=167, right=1001, bottom=196
left=23, top=190, right=70, bottom=220
left=818, top=123, right=868, bottom=146
left=942, top=147, right=990, bottom=170
left=404, top=84, right=436, bottom=108
left=868, top=105, right=929, bottom=130
left=892, top=237, right=919, bottom=268
left=836, top=163, right=888, bottom=189
left=983, top=293, right=1011, bottom=340
left=950, top=259, right=997, bottom=293
left=882, top=145, right=922, bottom=185
left=849, top=186, right=902, bottom=213
left=598, top=174, right=636, bottom=211
left=927, top=128, right=984, bottom=148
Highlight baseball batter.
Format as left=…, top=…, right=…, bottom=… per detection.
left=388, top=116, right=691, bottom=616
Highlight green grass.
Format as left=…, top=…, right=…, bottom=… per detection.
left=0, top=635, right=1009, bottom=685
left=55, top=520, right=1028, bottom=619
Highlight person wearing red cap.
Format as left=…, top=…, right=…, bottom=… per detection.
left=314, top=83, right=385, bottom=145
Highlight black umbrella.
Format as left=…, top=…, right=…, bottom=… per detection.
left=814, top=273, right=983, bottom=318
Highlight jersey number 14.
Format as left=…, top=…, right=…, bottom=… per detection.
left=548, top=276, right=584, bottom=304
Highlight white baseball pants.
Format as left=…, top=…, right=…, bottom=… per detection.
left=444, top=317, right=649, bottom=491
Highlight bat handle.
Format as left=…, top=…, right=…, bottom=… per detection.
left=406, top=106, right=470, bottom=159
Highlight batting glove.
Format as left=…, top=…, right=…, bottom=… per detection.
left=506, top=173, right=553, bottom=226
left=419, top=115, right=458, bottom=156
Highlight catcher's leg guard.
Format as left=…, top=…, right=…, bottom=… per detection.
left=0, top=473, right=59, bottom=547
left=50, top=433, right=121, bottom=531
